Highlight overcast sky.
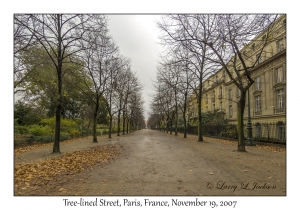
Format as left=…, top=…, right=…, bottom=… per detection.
left=107, top=15, right=163, bottom=120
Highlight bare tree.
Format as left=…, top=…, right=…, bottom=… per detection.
left=128, top=90, right=145, bottom=131
left=15, top=14, right=100, bottom=153
left=75, top=16, right=118, bottom=142
left=113, top=57, right=133, bottom=136
left=158, top=14, right=280, bottom=151
left=156, top=57, right=183, bottom=135
left=103, top=56, right=123, bottom=138
left=121, top=71, right=140, bottom=134
left=14, top=15, right=37, bottom=93
left=157, top=14, right=218, bottom=142
left=172, top=48, right=196, bottom=138
left=150, top=78, right=176, bottom=134
left=182, top=15, right=279, bottom=151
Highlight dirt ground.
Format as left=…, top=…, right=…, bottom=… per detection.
left=14, top=129, right=286, bottom=196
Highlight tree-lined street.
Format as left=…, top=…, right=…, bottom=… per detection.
left=15, top=129, right=285, bottom=196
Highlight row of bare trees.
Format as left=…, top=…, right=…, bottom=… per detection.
left=148, top=14, right=280, bottom=152
left=14, top=14, right=145, bottom=153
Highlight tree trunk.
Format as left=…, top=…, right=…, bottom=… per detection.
left=53, top=15, right=62, bottom=153
left=53, top=75, right=62, bottom=153
left=197, top=84, right=203, bottom=142
left=237, top=92, right=246, bottom=152
left=92, top=101, right=99, bottom=143
left=117, top=110, right=121, bottom=136
left=122, top=109, right=125, bottom=135
left=183, top=91, right=187, bottom=138
left=117, top=97, right=122, bottom=136
left=166, top=120, right=170, bottom=133
left=174, top=90, right=178, bottom=136
left=126, top=119, right=129, bottom=134
left=109, top=113, right=112, bottom=138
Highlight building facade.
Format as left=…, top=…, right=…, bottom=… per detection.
left=189, top=15, right=286, bottom=141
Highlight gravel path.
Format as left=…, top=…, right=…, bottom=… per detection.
left=14, top=129, right=286, bottom=196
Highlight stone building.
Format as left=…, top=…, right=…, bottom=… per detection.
left=188, top=15, right=286, bottom=141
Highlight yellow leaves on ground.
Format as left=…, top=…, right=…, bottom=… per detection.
left=14, top=144, right=122, bottom=194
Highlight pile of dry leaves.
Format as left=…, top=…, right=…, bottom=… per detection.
left=14, top=144, right=123, bottom=195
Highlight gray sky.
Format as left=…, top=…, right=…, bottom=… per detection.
left=107, top=15, right=164, bottom=120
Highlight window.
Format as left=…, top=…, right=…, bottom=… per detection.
left=255, top=95, right=261, bottom=114
left=219, top=87, right=222, bottom=97
left=277, top=89, right=284, bottom=110
left=277, top=67, right=283, bottom=83
left=229, top=105, right=233, bottom=118
left=277, top=122, right=285, bottom=141
left=255, top=77, right=260, bottom=90
left=255, top=123, right=262, bottom=138
left=277, top=39, right=284, bottom=52
left=216, top=75, right=218, bottom=82
left=275, top=89, right=285, bottom=113
left=213, top=104, right=215, bottom=110
left=229, top=89, right=232, bottom=100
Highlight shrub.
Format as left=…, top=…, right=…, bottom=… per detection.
left=69, top=129, right=81, bottom=137
left=28, top=124, right=52, bottom=136
left=41, top=117, right=80, bottom=134
left=14, top=125, right=30, bottom=134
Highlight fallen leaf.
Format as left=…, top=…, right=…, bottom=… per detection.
left=14, top=144, right=124, bottom=195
